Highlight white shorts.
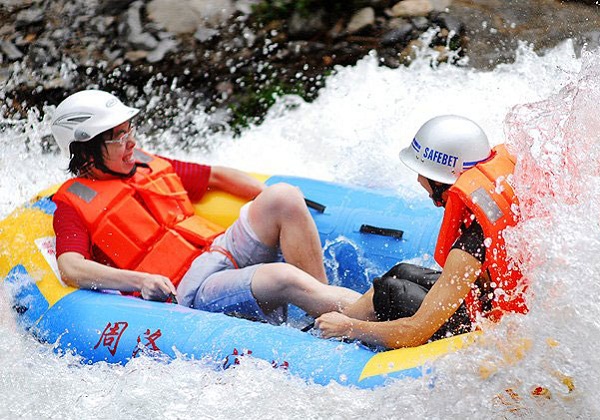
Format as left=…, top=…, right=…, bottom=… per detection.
left=176, top=203, right=286, bottom=324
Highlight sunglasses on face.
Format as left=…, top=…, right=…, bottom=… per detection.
left=105, top=126, right=136, bottom=145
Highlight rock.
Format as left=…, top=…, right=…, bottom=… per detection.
left=368, top=0, right=394, bottom=7
left=147, top=0, right=235, bottom=34
left=242, top=27, right=256, bottom=48
left=2, top=0, right=600, bottom=130
left=125, top=2, right=159, bottom=50
left=235, top=0, right=261, bottom=15
left=103, top=48, right=123, bottom=61
left=216, top=80, right=234, bottom=99
left=27, top=44, right=54, bottom=67
left=96, top=0, right=136, bottom=14
left=124, top=49, right=149, bottom=61
left=347, top=7, right=376, bottom=34
left=381, top=24, right=413, bottom=46
left=328, top=18, right=346, bottom=39
left=287, top=40, right=309, bottom=55
left=129, top=32, right=160, bottom=50
left=0, top=67, right=8, bottom=82
left=146, top=38, right=178, bottom=62
left=1, top=0, right=31, bottom=9
left=399, top=39, right=423, bottom=63
left=410, top=16, right=430, bottom=30
left=434, top=13, right=463, bottom=34
left=43, top=77, right=69, bottom=90
left=0, top=40, right=24, bottom=60
left=288, top=9, right=326, bottom=38
left=448, top=0, right=600, bottom=69
left=388, top=17, right=410, bottom=29
left=50, top=28, right=68, bottom=40
left=433, top=45, right=449, bottom=62
left=15, top=8, right=44, bottom=28
left=194, top=27, right=219, bottom=42
left=390, top=0, right=433, bottom=17
left=431, top=0, right=452, bottom=11
left=578, top=30, right=600, bottom=51
left=0, top=24, right=16, bottom=38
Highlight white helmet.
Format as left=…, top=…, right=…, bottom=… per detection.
left=399, top=115, right=492, bottom=184
left=51, top=90, right=139, bottom=155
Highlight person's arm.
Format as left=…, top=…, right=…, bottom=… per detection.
left=207, top=166, right=265, bottom=200
left=53, top=201, right=177, bottom=301
left=57, top=252, right=176, bottom=301
left=316, top=249, right=481, bottom=348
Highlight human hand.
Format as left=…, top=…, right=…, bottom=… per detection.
left=315, top=311, right=355, bottom=339
left=139, top=274, right=177, bottom=302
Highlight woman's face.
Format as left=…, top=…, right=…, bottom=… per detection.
left=100, top=120, right=137, bottom=176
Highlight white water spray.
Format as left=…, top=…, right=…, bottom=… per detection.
left=1, top=41, right=597, bottom=418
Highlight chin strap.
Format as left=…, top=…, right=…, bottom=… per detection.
left=427, top=179, right=451, bottom=207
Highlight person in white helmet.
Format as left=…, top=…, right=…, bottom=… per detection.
left=51, top=89, right=359, bottom=325
left=316, top=115, right=528, bottom=348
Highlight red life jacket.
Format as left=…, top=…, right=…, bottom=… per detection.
left=435, top=144, right=528, bottom=322
left=53, top=150, right=225, bottom=287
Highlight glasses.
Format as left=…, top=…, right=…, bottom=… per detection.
left=105, top=126, right=136, bottom=145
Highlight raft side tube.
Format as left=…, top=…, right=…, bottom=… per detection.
left=0, top=175, right=463, bottom=390
left=35, top=287, right=428, bottom=388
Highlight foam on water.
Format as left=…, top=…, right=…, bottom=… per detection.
left=1, top=40, right=597, bottom=418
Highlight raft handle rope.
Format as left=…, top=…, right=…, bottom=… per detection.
left=359, top=224, right=404, bottom=240
left=304, top=198, right=326, bottom=213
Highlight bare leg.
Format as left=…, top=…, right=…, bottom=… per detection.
left=251, top=263, right=361, bottom=318
left=247, top=183, right=327, bottom=283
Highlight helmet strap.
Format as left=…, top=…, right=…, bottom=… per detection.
left=427, top=179, right=451, bottom=207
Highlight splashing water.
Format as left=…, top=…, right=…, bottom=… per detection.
left=1, top=41, right=598, bottom=418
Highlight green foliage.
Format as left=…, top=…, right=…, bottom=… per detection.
left=228, top=78, right=308, bottom=135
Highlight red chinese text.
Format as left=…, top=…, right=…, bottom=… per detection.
left=94, top=321, right=128, bottom=356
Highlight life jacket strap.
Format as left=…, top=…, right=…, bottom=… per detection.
left=209, top=245, right=239, bottom=269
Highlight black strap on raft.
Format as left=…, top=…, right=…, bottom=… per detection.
left=304, top=198, right=326, bottom=213
left=359, top=224, right=404, bottom=240
left=300, top=321, right=315, bottom=332
left=13, top=304, right=28, bottom=314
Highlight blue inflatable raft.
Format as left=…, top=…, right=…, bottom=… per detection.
left=0, top=175, right=477, bottom=389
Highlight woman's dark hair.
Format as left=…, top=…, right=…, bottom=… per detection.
left=67, top=129, right=111, bottom=175
left=427, top=178, right=452, bottom=207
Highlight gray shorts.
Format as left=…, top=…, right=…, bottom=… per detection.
left=176, top=203, right=286, bottom=324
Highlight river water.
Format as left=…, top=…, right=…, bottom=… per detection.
left=1, top=40, right=598, bottom=418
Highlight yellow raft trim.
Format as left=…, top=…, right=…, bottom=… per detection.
left=193, top=173, right=270, bottom=228
left=0, top=206, right=76, bottom=307
left=359, top=331, right=480, bottom=381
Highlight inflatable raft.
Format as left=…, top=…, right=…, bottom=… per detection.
left=0, top=175, right=477, bottom=389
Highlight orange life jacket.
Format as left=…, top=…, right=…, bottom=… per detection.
left=434, top=144, right=528, bottom=322
left=53, top=150, right=225, bottom=287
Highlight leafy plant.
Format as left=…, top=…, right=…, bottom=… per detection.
left=228, top=78, right=308, bottom=135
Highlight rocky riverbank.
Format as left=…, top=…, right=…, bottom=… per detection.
left=1, top=0, right=599, bottom=141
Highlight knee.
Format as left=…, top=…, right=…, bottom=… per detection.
left=373, top=276, right=426, bottom=321
left=390, top=263, right=417, bottom=278
left=269, top=263, right=312, bottom=294
left=260, top=183, right=306, bottom=217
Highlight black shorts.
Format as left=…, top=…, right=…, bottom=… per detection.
left=372, top=263, right=472, bottom=341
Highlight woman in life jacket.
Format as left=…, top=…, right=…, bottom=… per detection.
left=51, top=90, right=360, bottom=324
left=315, top=115, right=527, bottom=348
